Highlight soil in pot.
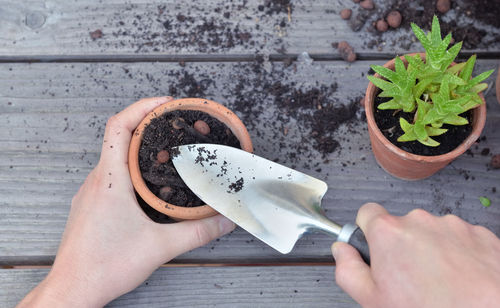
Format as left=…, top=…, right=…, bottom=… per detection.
left=374, top=95, right=473, bottom=156
left=139, top=109, right=240, bottom=208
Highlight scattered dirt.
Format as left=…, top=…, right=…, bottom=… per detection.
left=480, top=148, right=490, bottom=156
left=373, top=95, right=473, bottom=156
left=223, top=59, right=364, bottom=169
left=139, top=109, right=240, bottom=207
left=261, top=0, right=292, bottom=15
left=89, top=29, right=103, bottom=40
left=168, top=72, right=214, bottom=98
left=462, top=0, right=500, bottom=29
left=88, top=0, right=294, bottom=53
left=268, top=82, right=360, bottom=155
left=228, top=177, right=244, bottom=193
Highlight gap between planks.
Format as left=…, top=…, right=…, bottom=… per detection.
left=3, top=261, right=336, bottom=270
left=1, top=52, right=500, bottom=63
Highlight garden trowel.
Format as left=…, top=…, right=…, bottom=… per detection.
left=172, top=144, right=370, bottom=263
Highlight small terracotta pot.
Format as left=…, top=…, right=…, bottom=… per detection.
left=128, top=98, right=253, bottom=220
left=365, top=53, right=487, bottom=180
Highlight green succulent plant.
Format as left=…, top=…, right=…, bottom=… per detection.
left=368, top=16, right=493, bottom=147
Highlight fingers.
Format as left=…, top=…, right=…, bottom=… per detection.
left=100, top=96, right=174, bottom=165
left=152, top=215, right=236, bottom=263
left=332, top=242, right=376, bottom=306
left=356, top=202, right=389, bottom=232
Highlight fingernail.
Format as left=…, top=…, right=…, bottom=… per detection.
left=218, top=216, right=236, bottom=234
left=163, top=96, right=174, bottom=101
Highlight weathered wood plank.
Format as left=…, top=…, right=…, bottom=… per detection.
left=0, top=266, right=359, bottom=307
left=0, top=0, right=499, bottom=57
left=0, top=60, right=499, bottom=264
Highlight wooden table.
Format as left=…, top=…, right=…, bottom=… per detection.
left=1, top=1, right=499, bottom=307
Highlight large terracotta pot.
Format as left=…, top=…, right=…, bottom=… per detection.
left=128, top=98, right=253, bottom=220
left=365, top=53, right=487, bottom=180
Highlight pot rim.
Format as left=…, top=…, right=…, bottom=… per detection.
left=365, top=52, right=487, bottom=163
left=128, top=97, right=253, bottom=220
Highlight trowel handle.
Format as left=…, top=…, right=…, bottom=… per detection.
left=337, top=223, right=370, bottom=265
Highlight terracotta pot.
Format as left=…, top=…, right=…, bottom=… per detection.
left=496, top=66, right=500, bottom=105
left=365, top=53, right=487, bottom=180
left=128, top=98, right=253, bottom=220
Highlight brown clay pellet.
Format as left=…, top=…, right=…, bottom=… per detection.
left=193, top=120, right=211, bottom=135
left=491, top=154, right=500, bottom=169
left=346, top=52, right=357, bottom=62
left=340, top=9, right=352, bottom=20
left=436, top=0, right=451, bottom=13
left=387, top=11, right=402, bottom=28
left=337, top=41, right=356, bottom=63
left=159, top=186, right=174, bottom=200
left=338, top=41, right=351, bottom=51
left=360, top=0, right=374, bottom=10
left=156, top=150, right=170, bottom=163
left=89, top=29, right=103, bottom=39
left=376, top=19, right=388, bottom=32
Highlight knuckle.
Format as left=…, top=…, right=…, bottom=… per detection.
left=370, top=214, right=400, bottom=234
left=407, top=208, right=430, bottom=219
left=442, top=214, right=463, bottom=225
left=359, top=202, right=382, bottom=214
left=442, top=214, right=471, bottom=233
left=374, top=213, right=397, bottom=228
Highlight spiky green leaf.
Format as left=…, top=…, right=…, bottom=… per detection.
left=419, top=136, right=440, bottom=147
left=378, top=99, right=401, bottom=110
left=442, top=114, right=468, bottom=125
left=426, top=126, right=447, bottom=136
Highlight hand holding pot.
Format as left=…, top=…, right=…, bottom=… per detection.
left=332, top=203, right=500, bottom=308
left=18, top=97, right=236, bottom=307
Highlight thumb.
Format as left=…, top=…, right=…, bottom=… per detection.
left=332, top=242, right=376, bottom=306
left=155, top=215, right=236, bottom=261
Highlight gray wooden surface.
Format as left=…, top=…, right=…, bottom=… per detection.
left=1, top=0, right=500, bottom=307
left=0, top=266, right=359, bottom=308
left=1, top=60, right=499, bottom=265
left=1, top=0, right=499, bottom=58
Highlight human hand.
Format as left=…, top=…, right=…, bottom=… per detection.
left=332, top=203, right=500, bottom=308
left=18, top=97, right=235, bottom=308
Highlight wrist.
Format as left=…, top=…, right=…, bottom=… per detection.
left=18, top=267, right=105, bottom=308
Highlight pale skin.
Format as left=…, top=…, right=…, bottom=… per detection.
left=332, top=203, right=500, bottom=308
left=18, top=97, right=500, bottom=307
left=17, top=97, right=236, bottom=307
